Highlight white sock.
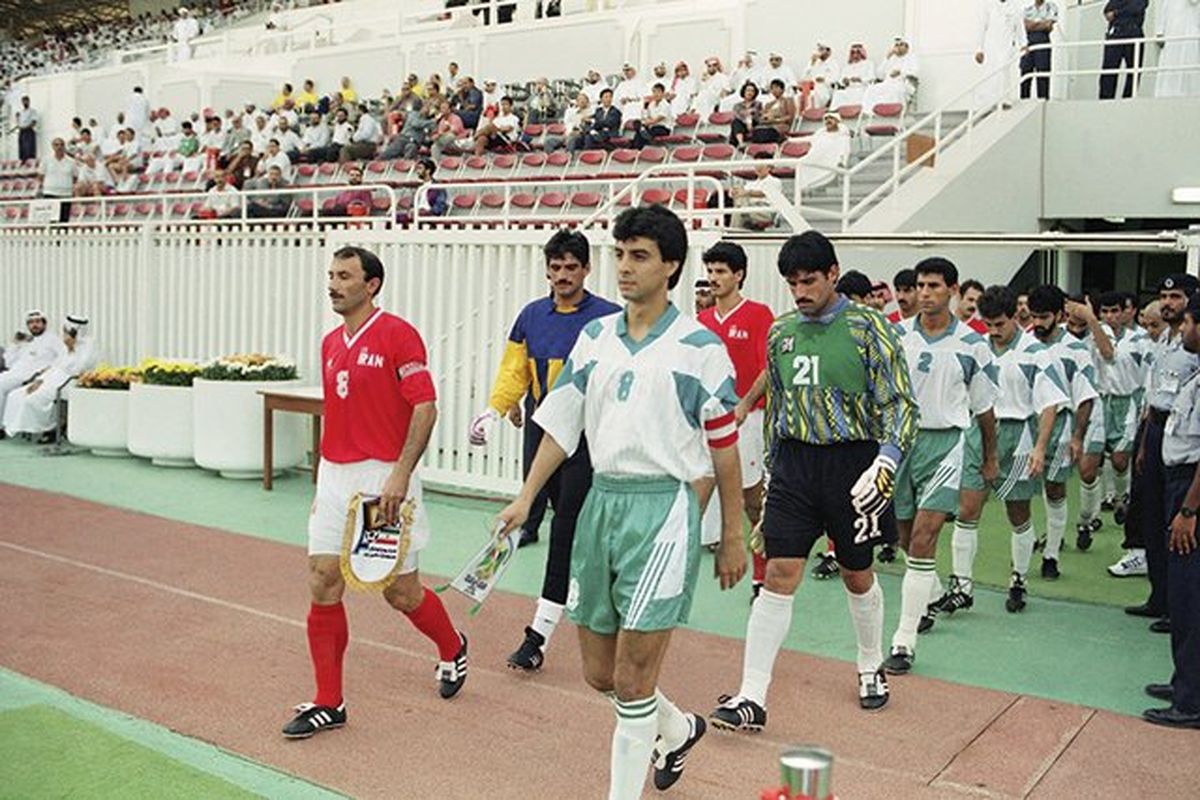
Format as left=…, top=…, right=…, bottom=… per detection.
left=655, top=689, right=690, bottom=753
left=1079, top=478, right=1100, bottom=522
left=845, top=578, right=884, bottom=673
left=892, top=557, right=936, bottom=651
left=1044, top=494, right=1067, bottom=560
left=952, top=519, right=978, bottom=592
left=610, top=695, right=657, bottom=800
left=1102, top=460, right=1115, bottom=499
left=1118, top=467, right=1131, bottom=500
left=737, top=588, right=794, bottom=706
left=1011, top=521, right=1034, bottom=577
left=530, top=598, right=564, bottom=644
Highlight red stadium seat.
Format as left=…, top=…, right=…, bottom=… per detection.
left=640, top=188, right=672, bottom=206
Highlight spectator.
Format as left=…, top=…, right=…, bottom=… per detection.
left=632, top=82, right=673, bottom=148
left=272, top=82, right=294, bottom=110
left=199, top=116, right=224, bottom=169
left=154, top=107, right=180, bottom=151
left=245, top=165, right=292, bottom=218
left=446, top=61, right=459, bottom=86
left=0, top=310, right=64, bottom=433
left=413, top=158, right=448, bottom=220
left=694, top=57, right=731, bottom=115
left=729, top=81, right=763, bottom=147
left=222, top=115, right=251, bottom=158
left=957, top=278, right=988, bottom=331
left=473, top=95, right=520, bottom=154
left=177, top=122, right=203, bottom=174
left=799, top=111, right=851, bottom=190
left=225, top=140, right=258, bottom=188
left=666, top=61, right=697, bottom=117
left=74, top=152, right=113, bottom=196
left=545, top=92, right=590, bottom=153
left=383, top=101, right=435, bottom=159
left=832, top=42, right=876, bottom=107
left=1155, top=0, right=1200, bottom=98
left=241, top=103, right=259, bottom=131
left=321, top=165, right=371, bottom=216
left=339, top=76, right=357, bottom=104
left=127, top=86, right=150, bottom=133
left=756, top=78, right=795, bottom=142
left=480, top=78, right=502, bottom=117
left=868, top=281, right=892, bottom=312
left=171, top=7, right=200, bottom=63
left=1020, top=1, right=1058, bottom=100
left=326, top=107, right=355, bottom=159
left=39, top=138, right=76, bottom=223
left=300, top=110, right=331, bottom=161
left=975, top=0, right=1026, bottom=107
left=15, top=96, right=37, bottom=161
left=1, top=314, right=98, bottom=443
left=71, top=128, right=100, bottom=160
left=731, top=151, right=781, bottom=229
left=891, top=268, right=919, bottom=321
left=730, top=51, right=762, bottom=97
left=430, top=99, right=466, bottom=160
left=250, top=115, right=272, bottom=153
left=274, top=117, right=302, bottom=161
left=1099, top=0, right=1149, bottom=99
left=104, top=128, right=141, bottom=189
left=581, top=68, right=606, bottom=106
left=837, top=271, right=875, bottom=304
left=256, top=138, right=293, bottom=179
left=864, top=37, right=919, bottom=108
left=804, top=42, right=841, bottom=108
left=527, top=77, right=559, bottom=124
left=201, top=168, right=240, bottom=218
left=340, top=104, right=382, bottom=162
left=296, top=78, right=319, bottom=110
left=453, top=77, right=484, bottom=130
left=583, top=88, right=621, bottom=149
left=615, top=63, right=644, bottom=122
left=758, top=51, right=799, bottom=96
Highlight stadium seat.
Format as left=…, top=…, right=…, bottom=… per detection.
left=569, top=150, right=607, bottom=180
left=570, top=191, right=602, bottom=210
left=773, top=139, right=812, bottom=178
left=516, top=152, right=547, bottom=179
left=461, top=155, right=489, bottom=182
left=862, top=103, right=905, bottom=146
left=523, top=124, right=544, bottom=149
left=603, top=149, right=639, bottom=179
left=639, top=187, right=672, bottom=206
left=638, top=147, right=667, bottom=168
left=316, top=163, right=341, bottom=185
left=544, top=150, right=571, bottom=180
left=509, top=192, right=537, bottom=216
left=672, top=188, right=710, bottom=210
left=698, top=111, right=734, bottom=143
left=698, top=144, right=735, bottom=178
left=295, top=164, right=318, bottom=186
left=490, top=153, right=518, bottom=181
left=665, top=113, right=699, bottom=144
left=365, top=160, right=392, bottom=183
left=450, top=193, right=478, bottom=216
left=437, top=156, right=463, bottom=179
left=390, top=159, right=415, bottom=183
left=170, top=201, right=191, bottom=220
left=836, top=104, right=863, bottom=121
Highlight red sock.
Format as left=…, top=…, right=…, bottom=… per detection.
left=752, top=551, right=767, bottom=583
left=827, top=537, right=837, bottom=556
left=307, top=601, right=348, bottom=708
left=403, top=587, right=461, bottom=661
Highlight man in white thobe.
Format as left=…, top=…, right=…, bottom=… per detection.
left=799, top=112, right=852, bottom=192
left=0, top=311, right=66, bottom=433
left=172, top=8, right=201, bottom=63
left=974, top=0, right=1027, bottom=108
left=1155, top=0, right=1200, bottom=97
left=614, top=64, right=645, bottom=126
left=126, top=87, right=150, bottom=133
left=865, top=37, right=920, bottom=108
left=804, top=43, right=842, bottom=108
left=693, top=57, right=731, bottom=115
left=3, top=315, right=98, bottom=439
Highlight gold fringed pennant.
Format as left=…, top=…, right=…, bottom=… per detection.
left=340, top=492, right=415, bottom=591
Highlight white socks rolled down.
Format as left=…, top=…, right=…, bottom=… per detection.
left=1011, top=521, right=1035, bottom=577
left=610, top=695, right=657, bottom=800
left=1044, top=494, right=1067, bottom=560
left=1102, top=460, right=1115, bottom=499
left=738, top=588, right=794, bottom=706
left=845, top=578, right=884, bottom=673
left=655, top=689, right=690, bottom=754
left=952, top=519, right=978, bottom=593
left=892, top=556, right=936, bottom=652
left=530, top=598, right=564, bottom=644
left=1079, top=477, right=1100, bottom=523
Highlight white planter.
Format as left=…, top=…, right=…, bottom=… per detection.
left=127, top=383, right=195, bottom=467
left=192, top=378, right=305, bottom=479
left=66, top=387, right=130, bottom=457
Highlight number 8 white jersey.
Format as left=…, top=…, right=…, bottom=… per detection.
left=898, top=316, right=999, bottom=431
left=534, top=304, right=740, bottom=482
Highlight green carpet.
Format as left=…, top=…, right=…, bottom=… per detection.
left=0, top=439, right=1171, bottom=718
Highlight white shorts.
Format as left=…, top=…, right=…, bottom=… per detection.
left=308, top=458, right=430, bottom=574
left=701, top=409, right=766, bottom=546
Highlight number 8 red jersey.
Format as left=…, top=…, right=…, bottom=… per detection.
left=320, top=308, right=437, bottom=463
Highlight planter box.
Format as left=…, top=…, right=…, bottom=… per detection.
left=192, top=378, right=305, bottom=479
left=127, top=382, right=195, bottom=467
left=66, top=387, right=130, bottom=457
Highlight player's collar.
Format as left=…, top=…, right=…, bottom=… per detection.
left=616, top=301, right=678, bottom=354
left=713, top=296, right=746, bottom=324
left=342, top=306, right=382, bottom=349
left=913, top=312, right=957, bottom=343
left=550, top=290, right=590, bottom=314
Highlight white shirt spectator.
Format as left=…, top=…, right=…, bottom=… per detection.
left=695, top=66, right=732, bottom=114
left=258, top=150, right=292, bottom=179
left=804, top=56, right=842, bottom=108
left=16, top=104, right=38, bottom=131
left=490, top=111, right=520, bottom=136
left=302, top=123, right=330, bottom=149
left=78, top=159, right=114, bottom=189
left=204, top=184, right=240, bottom=216
left=758, top=61, right=800, bottom=95
left=641, top=98, right=674, bottom=131
left=200, top=128, right=223, bottom=151
left=331, top=120, right=354, bottom=146
left=276, top=128, right=302, bottom=153
left=615, top=75, right=645, bottom=123
left=1155, top=0, right=1200, bottom=98
left=582, top=76, right=606, bottom=107
left=127, top=90, right=150, bottom=132
left=832, top=57, right=876, bottom=107
left=250, top=123, right=272, bottom=154
left=351, top=113, right=382, bottom=144
left=40, top=152, right=77, bottom=197
left=800, top=123, right=851, bottom=190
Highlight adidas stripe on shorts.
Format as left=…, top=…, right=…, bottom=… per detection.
left=893, top=427, right=965, bottom=520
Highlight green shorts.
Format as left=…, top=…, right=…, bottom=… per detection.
left=1103, top=394, right=1137, bottom=453
left=894, top=428, right=965, bottom=520
left=1084, top=397, right=1106, bottom=455
left=1045, top=411, right=1074, bottom=485
left=963, top=418, right=1042, bottom=501
left=566, top=474, right=700, bottom=634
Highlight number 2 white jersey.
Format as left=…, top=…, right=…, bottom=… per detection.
left=1044, top=328, right=1100, bottom=412
left=534, top=304, right=740, bottom=482
left=898, top=316, right=998, bottom=430
left=1096, top=324, right=1150, bottom=397
left=991, top=329, right=1070, bottom=421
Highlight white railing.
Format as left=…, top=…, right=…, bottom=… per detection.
left=837, top=33, right=1200, bottom=231
left=399, top=0, right=680, bottom=32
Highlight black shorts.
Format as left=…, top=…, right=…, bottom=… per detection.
left=762, top=439, right=884, bottom=571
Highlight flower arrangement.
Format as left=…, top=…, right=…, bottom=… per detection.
left=76, top=364, right=139, bottom=390
left=199, top=353, right=299, bottom=382
left=138, top=358, right=202, bottom=387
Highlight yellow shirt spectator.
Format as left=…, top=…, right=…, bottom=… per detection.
left=296, top=90, right=319, bottom=108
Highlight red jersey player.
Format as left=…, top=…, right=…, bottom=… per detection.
left=698, top=242, right=775, bottom=595
left=283, top=246, right=467, bottom=740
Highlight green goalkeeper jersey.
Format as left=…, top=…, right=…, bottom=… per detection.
left=766, top=296, right=918, bottom=465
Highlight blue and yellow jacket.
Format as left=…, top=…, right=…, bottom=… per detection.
left=488, top=291, right=621, bottom=413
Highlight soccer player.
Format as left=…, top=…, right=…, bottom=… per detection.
left=710, top=230, right=918, bottom=725
left=496, top=206, right=747, bottom=798
left=957, top=278, right=988, bottom=333
left=468, top=230, right=620, bottom=672
left=889, top=268, right=918, bottom=323
left=697, top=241, right=776, bottom=595
left=933, top=285, right=1069, bottom=622
left=282, top=246, right=467, bottom=739
left=1063, top=295, right=1114, bottom=551
left=693, top=277, right=715, bottom=314
left=883, top=257, right=998, bottom=674
left=1027, top=285, right=1099, bottom=579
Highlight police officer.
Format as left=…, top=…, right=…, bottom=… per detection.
left=1020, top=1, right=1058, bottom=100
left=1144, top=291, right=1200, bottom=729
left=1131, top=274, right=1200, bottom=632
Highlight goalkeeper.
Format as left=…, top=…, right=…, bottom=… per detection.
left=710, top=232, right=917, bottom=730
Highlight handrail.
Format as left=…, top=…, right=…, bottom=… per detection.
left=0, top=183, right=397, bottom=227
left=839, top=32, right=1200, bottom=231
